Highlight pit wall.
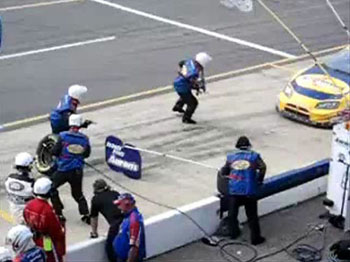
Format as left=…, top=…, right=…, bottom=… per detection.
left=67, top=160, right=329, bottom=261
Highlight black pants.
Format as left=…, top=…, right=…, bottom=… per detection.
left=227, top=195, right=262, bottom=243
left=173, top=92, right=198, bottom=120
left=106, top=221, right=121, bottom=262
left=51, top=169, right=89, bottom=216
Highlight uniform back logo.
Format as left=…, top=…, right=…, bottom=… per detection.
left=67, top=144, right=85, bottom=154
left=9, top=181, right=25, bottom=192
left=231, top=160, right=250, bottom=170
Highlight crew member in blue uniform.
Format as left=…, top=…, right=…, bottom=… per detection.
left=6, top=225, right=46, bottom=262
left=113, top=193, right=146, bottom=262
left=50, top=114, right=91, bottom=224
left=220, top=136, right=266, bottom=245
left=50, top=85, right=87, bottom=134
left=172, top=52, right=212, bottom=124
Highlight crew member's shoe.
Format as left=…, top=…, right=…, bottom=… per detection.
left=251, top=236, right=266, bottom=245
left=183, top=118, right=197, bottom=124
left=81, top=215, right=91, bottom=225
left=172, top=107, right=185, bottom=113
left=230, top=230, right=241, bottom=240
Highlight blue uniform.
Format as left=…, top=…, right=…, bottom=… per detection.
left=174, top=59, right=200, bottom=94
left=226, top=150, right=261, bottom=196
left=113, top=208, right=146, bottom=262
left=50, top=95, right=77, bottom=134
left=56, top=131, right=90, bottom=172
left=14, top=247, right=46, bottom=262
left=51, top=130, right=90, bottom=217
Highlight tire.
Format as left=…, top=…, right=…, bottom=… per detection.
left=35, top=134, right=59, bottom=175
left=217, top=170, right=229, bottom=196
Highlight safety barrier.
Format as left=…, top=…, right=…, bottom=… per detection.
left=66, top=159, right=329, bottom=261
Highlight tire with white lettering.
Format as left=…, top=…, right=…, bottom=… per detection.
left=35, top=134, right=59, bottom=176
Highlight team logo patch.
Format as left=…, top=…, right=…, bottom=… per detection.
left=67, top=144, right=85, bottom=154
left=231, top=160, right=250, bottom=170
left=9, top=181, right=25, bottom=192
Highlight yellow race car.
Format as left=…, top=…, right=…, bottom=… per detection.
left=277, top=46, right=350, bottom=127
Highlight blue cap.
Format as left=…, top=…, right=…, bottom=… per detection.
left=114, top=193, right=135, bottom=205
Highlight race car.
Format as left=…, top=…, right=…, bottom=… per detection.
left=277, top=46, right=350, bottom=127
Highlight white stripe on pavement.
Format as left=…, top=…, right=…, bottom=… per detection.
left=0, top=36, right=116, bottom=60
left=89, top=0, right=296, bottom=59
left=0, top=0, right=82, bottom=12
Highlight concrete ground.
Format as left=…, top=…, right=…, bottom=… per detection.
left=0, top=56, right=333, bottom=245
left=0, top=0, right=349, bottom=123
left=149, top=195, right=350, bottom=262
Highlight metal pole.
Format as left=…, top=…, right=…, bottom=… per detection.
left=124, top=145, right=220, bottom=171
left=257, top=0, right=343, bottom=93
left=325, top=0, right=350, bottom=38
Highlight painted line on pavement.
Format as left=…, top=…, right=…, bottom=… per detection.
left=207, top=43, right=348, bottom=81
left=0, top=0, right=82, bottom=12
left=0, top=209, right=15, bottom=224
left=0, top=36, right=116, bottom=61
left=89, top=0, right=296, bottom=59
left=0, top=44, right=346, bottom=131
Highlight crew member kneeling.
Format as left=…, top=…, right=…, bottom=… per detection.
left=220, top=136, right=266, bottom=245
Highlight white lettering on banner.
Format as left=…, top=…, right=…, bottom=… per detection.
left=106, top=141, right=125, bottom=157
left=106, top=141, right=122, bottom=151
left=108, top=155, right=139, bottom=172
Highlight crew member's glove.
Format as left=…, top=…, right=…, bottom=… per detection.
left=81, top=120, right=94, bottom=128
left=195, top=88, right=201, bottom=96
left=90, top=232, right=99, bottom=239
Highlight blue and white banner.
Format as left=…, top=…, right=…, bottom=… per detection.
left=105, top=135, right=142, bottom=179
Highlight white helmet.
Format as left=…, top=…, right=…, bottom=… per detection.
left=0, top=247, right=12, bottom=262
left=68, top=84, right=87, bottom=100
left=15, top=152, right=34, bottom=167
left=6, top=225, right=35, bottom=255
left=195, top=52, right=212, bottom=68
left=33, top=177, right=52, bottom=195
left=69, top=114, right=83, bottom=127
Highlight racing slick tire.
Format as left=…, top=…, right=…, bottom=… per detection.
left=35, top=134, right=59, bottom=176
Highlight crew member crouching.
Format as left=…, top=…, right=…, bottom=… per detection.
left=220, top=136, right=266, bottom=245
left=172, top=52, right=212, bottom=124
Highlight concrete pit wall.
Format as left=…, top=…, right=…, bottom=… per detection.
left=67, top=160, right=329, bottom=261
